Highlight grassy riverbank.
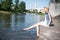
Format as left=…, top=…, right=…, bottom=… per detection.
left=0, top=10, right=12, bottom=14
left=0, top=10, right=26, bottom=14
left=0, top=10, right=44, bottom=15
left=38, top=12, right=44, bottom=16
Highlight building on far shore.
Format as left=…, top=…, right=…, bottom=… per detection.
left=49, top=0, right=60, bottom=17
left=26, top=8, right=42, bottom=13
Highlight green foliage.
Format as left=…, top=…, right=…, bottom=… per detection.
left=0, top=0, right=1, bottom=8
left=55, top=0, right=58, bottom=3
left=14, top=0, right=26, bottom=13
left=38, top=12, right=44, bottom=16
left=19, top=1, right=26, bottom=13
left=0, top=0, right=13, bottom=10
left=0, top=0, right=26, bottom=13
left=14, top=0, right=19, bottom=11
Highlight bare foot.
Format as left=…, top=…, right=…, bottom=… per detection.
left=36, top=35, right=39, bottom=38
left=23, top=28, right=29, bottom=30
left=36, top=34, right=40, bottom=38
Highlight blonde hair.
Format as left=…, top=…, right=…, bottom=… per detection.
left=44, top=7, right=49, bottom=11
left=40, top=7, right=49, bottom=13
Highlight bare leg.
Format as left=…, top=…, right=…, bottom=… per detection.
left=23, top=24, right=36, bottom=30
left=36, top=25, right=40, bottom=37
left=24, top=23, right=39, bottom=30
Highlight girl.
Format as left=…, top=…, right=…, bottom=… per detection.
left=23, top=7, right=52, bottom=37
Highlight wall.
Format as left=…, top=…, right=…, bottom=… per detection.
left=49, top=0, right=60, bottom=17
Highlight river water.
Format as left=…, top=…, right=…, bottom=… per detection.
left=0, top=13, right=41, bottom=40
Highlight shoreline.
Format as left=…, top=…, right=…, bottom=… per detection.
left=0, top=10, right=60, bottom=20
left=0, top=10, right=11, bottom=14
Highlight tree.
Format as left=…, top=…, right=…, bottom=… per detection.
left=1, top=1, right=7, bottom=10
left=6, top=0, right=13, bottom=10
left=19, top=1, right=26, bottom=13
left=55, top=0, right=59, bottom=3
left=0, top=0, right=13, bottom=10
left=14, top=0, right=19, bottom=11
left=0, top=0, right=1, bottom=9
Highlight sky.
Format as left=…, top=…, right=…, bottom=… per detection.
left=13, top=0, right=50, bottom=9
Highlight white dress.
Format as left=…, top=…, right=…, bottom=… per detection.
left=39, top=13, right=50, bottom=27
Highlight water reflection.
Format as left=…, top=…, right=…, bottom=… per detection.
left=10, top=14, right=16, bottom=31
left=0, top=13, right=10, bottom=28
left=10, top=14, right=25, bottom=31
left=25, top=13, right=40, bottom=27
left=0, top=13, right=41, bottom=40
left=0, top=13, right=11, bottom=40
